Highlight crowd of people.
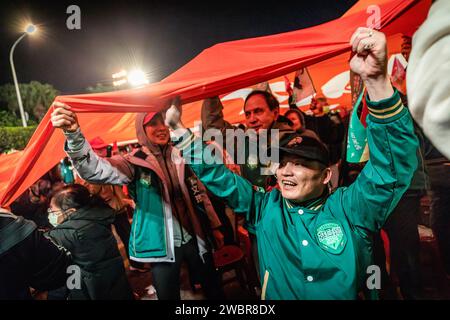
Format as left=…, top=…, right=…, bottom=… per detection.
left=1, top=21, right=449, bottom=301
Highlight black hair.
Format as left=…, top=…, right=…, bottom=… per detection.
left=51, top=184, right=106, bottom=211
left=244, top=90, right=280, bottom=111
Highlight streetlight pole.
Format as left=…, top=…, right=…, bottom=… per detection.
left=9, top=33, right=28, bottom=128
left=9, top=24, right=37, bottom=128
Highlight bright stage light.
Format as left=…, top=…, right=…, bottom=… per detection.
left=127, top=69, right=149, bottom=87
left=112, top=69, right=127, bottom=79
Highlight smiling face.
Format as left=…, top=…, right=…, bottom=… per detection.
left=276, top=153, right=331, bottom=203
left=144, top=114, right=170, bottom=145
left=244, top=94, right=278, bottom=132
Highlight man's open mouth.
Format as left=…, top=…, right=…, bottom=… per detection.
left=282, top=180, right=298, bottom=189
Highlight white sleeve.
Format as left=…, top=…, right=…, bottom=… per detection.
left=407, top=0, right=450, bottom=159
left=64, top=130, right=133, bottom=185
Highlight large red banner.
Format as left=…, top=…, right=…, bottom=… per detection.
left=0, top=0, right=430, bottom=206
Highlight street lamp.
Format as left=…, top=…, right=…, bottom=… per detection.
left=9, top=23, right=38, bottom=127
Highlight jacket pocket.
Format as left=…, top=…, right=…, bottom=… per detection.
left=261, top=270, right=270, bottom=300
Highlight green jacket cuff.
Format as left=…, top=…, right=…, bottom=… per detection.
left=366, top=89, right=407, bottom=124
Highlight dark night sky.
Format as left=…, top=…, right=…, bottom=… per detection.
left=0, top=0, right=356, bottom=95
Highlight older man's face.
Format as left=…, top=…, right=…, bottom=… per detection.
left=244, top=94, right=278, bottom=132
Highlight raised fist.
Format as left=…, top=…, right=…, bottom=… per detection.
left=349, top=27, right=394, bottom=101
left=349, top=27, right=388, bottom=82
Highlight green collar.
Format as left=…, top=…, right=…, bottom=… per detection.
left=284, top=190, right=329, bottom=211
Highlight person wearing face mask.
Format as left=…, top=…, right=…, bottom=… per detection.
left=0, top=208, right=71, bottom=300
left=50, top=108, right=225, bottom=300
left=45, top=184, right=133, bottom=300
left=165, top=28, right=419, bottom=299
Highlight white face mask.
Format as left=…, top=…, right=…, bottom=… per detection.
left=48, top=212, right=59, bottom=227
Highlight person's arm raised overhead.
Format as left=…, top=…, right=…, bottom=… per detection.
left=165, top=99, right=266, bottom=229
left=341, top=28, right=419, bottom=237
left=51, top=102, right=133, bottom=185
left=201, top=96, right=235, bottom=132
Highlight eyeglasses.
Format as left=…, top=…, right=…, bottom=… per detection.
left=47, top=208, right=64, bottom=215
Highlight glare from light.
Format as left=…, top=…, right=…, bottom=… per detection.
left=127, top=69, right=149, bottom=87
left=112, top=69, right=127, bottom=79
left=113, top=79, right=128, bottom=87
left=25, top=24, right=37, bottom=35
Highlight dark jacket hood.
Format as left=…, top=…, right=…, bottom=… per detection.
left=0, top=213, right=36, bottom=256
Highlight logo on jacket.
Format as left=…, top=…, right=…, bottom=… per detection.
left=316, top=222, right=347, bottom=254
left=139, top=172, right=152, bottom=187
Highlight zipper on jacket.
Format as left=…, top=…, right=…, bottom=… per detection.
left=161, top=146, right=185, bottom=243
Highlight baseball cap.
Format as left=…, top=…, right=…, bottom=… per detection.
left=143, top=112, right=158, bottom=126
left=271, top=133, right=330, bottom=166
left=89, top=136, right=109, bottom=150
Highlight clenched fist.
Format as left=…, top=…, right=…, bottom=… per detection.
left=164, top=96, right=183, bottom=130
left=349, top=27, right=394, bottom=101
left=51, top=102, right=79, bottom=133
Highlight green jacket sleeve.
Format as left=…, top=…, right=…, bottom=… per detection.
left=176, top=132, right=266, bottom=229
left=341, top=89, right=419, bottom=237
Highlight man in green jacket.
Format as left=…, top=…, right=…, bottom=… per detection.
left=164, top=27, right=419, bottom=299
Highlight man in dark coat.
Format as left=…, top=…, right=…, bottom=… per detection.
left=46, top=184, right=133, bottom=300
left=0, top=208, right=71, bottom=299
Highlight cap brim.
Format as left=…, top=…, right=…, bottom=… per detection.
left=270, top=146, right=329, bottom=166
left=91, top=143, right=109, bottom=150
left=143, top=112, right=158, bottom=126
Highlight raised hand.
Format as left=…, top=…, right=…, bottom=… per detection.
left=349, top=27, right=394, bottom=101
left=164, top=96, right=184, bottom=130
left=51, top=102, right=80, bottom=133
